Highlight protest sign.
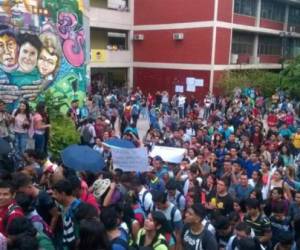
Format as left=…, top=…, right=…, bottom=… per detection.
left=150, top=146, right=186, bottom=164
left=111, top=147, right=149, bottom=172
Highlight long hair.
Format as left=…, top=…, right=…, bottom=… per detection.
left=14, top=100, right=31, bottom=124
left=78, top=219, right=110, bottom=250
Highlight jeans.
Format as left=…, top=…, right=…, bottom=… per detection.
left=178, top=107, right=184, bottom=119
left=14, top=132, right=28, bottom=157
left=34, top=133, right=45, bottom=153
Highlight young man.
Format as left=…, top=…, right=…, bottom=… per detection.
left=0, top=180, right=24, bottom=235
left=288, top=190, right=300, bottom=222
left=152, top=190, right=182, bottom=246
left=52, top=179, right=82, bottom=250
left=12, top=172, right=59, bottom=232
left=226, top=222, right=264, bottom=250
left=231, top=173, right=253, bottom=201
left=214, top=216, right=234, bottom=250
left=100, top=205, right=129, bottom=250
left=270, top=202, right=292, bottom=248
left=181, top=203, right=218, bottom=250
left=208, top=178, right=234, bottom=216
left=244, top=198, right=272, bottom=249
left=131, top=176, right=153, bottom=215
left=165, top=179, right=186, bottom=212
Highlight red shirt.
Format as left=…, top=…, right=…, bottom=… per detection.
left=0, top=201, right=24, bottom=235
left=267, top=114, right=278, bottom=128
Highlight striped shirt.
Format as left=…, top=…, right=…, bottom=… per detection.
left=62, top=199, right=81, bottom=248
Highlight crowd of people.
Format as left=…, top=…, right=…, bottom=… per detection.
left=0, top=85, right=300, bottom=250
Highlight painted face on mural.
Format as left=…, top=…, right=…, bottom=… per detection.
left=0, top=34, right=18, bottom=71
left=38, top=48, right=59, bottom=77
left=18, top=42, right=39, bottom=73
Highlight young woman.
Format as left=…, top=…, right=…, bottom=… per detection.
left=77, top=219, right=110, bottom=250
left=11, top=100, right=31, bottom=158
left=32, top=102, right=50, bottom=154
left=135, top=211, right=169, bottom=250
left=264, top=187, right=289, bottom=217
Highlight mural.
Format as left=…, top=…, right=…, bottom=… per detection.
left=0, top=0, right=88, bottom=111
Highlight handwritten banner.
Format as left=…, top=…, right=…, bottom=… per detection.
left=111, top=147, right=149, bottom=172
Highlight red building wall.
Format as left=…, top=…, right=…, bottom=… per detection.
left=260, top=19, right=284, bottom=30
left=259, top=55, right=281, bottom=64
left=233, top=14, right=256, bottom=26
left=134, top=0, right=214, bottom=25
left=215, top=28, right=232, bottom=64
left=133, top=28, right=213, bottom=64
left=218, top=0, right=233, bottom=22
left=134, top=68, right=210, bottom=99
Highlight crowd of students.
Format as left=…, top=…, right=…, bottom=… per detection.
left=0, top=86, right=300, bottom=250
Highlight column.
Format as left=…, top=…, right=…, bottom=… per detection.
left=284, top=4, right=289, bottom=32
left=252, top=34, right=259, bottom=64
left=256, top=0, right=262, bottom=27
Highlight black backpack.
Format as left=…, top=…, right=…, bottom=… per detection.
left=82, top=125, right=93, bottom=143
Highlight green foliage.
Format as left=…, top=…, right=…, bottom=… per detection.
left=280, top=56, right=300, bottom=99
left=44, top=91, right=80, bottom=160
left=219, top=70, right=281, bottom=97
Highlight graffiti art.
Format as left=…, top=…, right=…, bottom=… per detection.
left=0, top=0, right=88, bottom=111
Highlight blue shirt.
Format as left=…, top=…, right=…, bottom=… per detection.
left=245, top=160, right=260, bottom=178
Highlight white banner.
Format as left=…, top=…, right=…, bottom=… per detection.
left=150, top=146, right=186, bottom=164
left=111, top=147, right=149, bottom=172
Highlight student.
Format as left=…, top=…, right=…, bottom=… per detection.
left=12, top=172, right=59, bottom=232
left=52, top=179, right=82, bottom=250
left=135, top=211, right=169, bottom=250
left=244, top=198, right=272, bottom=249
left=0, top=180, right=24, bottom=236
left=77, top=219, right=110, bottom=250
left=100, top=205, right=129, bottom=250
left=181, top=203, right=218, bottom=250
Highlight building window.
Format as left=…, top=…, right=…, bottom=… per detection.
left=232, top=33, right=254, bottom=54
left=289, top=7, right=300, bottom=26
left=107, top=32, right=128, bottom=50
left=261, top=0, right=285, bottom=22
left=234, top=0, right=256, bottom=17
left=258, top=36, right=282, bottom=55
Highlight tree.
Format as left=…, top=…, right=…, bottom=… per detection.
left=280, top=56, right=300, bottom=100
left=218, top=70, right=281, bottom=97
left=44, top=91, right=80, bottom=160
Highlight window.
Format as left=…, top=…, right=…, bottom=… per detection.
left=258, top=36, right=282, bottom=55
left=107, top=32, right=128, bottom=50
left=261, top=0, right=285, bottom=22
left=234, top=0, right=256, bottom=16
left=289, top=7, right=300, bottom=26
left=232, top=33, right=254, bottom=54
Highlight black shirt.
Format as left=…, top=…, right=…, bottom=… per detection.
left=215, top=193, right=234, bottom=216
left=181, top=225, right=218, bottom=250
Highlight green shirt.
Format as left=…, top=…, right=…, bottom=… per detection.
left=8, top=68, right=41, bottom=87
left=136, top=229, right=168, bottom=250
left=36, top=232, right=55, bottom=250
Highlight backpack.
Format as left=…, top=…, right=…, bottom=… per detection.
left=82, top=125, right=93, bottom=143
left=131, top=104, right=140, bottom=117
left=153, top=205, right=177, bottom=231
left=111, top=227, right=129, bottom=250
left=31, top=214, right=53, bottom=238
left=175, top=192, right=185, bottom=210
left=3, top=204, right=21, bottom=230
left=139, top=191, right=151, bottom=215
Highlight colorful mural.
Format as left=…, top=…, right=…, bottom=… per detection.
left=0, top=0, right=88, bottom=111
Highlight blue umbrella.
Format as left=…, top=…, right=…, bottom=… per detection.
left=104, top=138, right=135, bottom=148
left=61, top=145, right=105, bottom=172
